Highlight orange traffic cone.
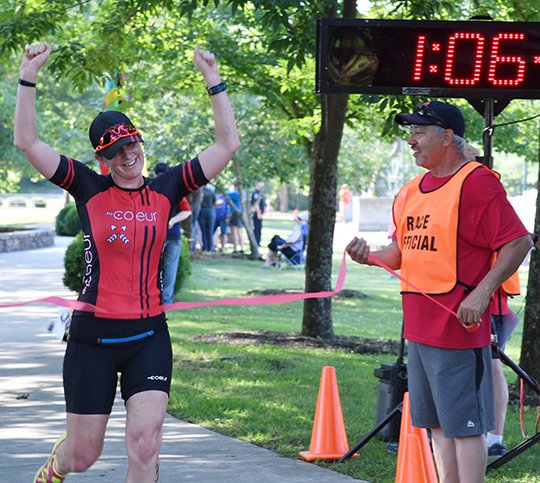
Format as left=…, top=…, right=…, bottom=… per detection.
left=395, top=392, right=439, bottom=483
left=299, top=366, right=359, bottom=461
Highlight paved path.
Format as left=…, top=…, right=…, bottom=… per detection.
left=0, top=236, right=366, bottom=482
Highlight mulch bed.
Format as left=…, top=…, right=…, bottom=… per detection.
left=197, top=330, right=401, bottom=355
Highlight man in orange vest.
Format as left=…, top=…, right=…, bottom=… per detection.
left=346, top=100, right=532, bottom=483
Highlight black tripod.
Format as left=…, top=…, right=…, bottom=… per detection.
left=487, top=343, right=540, bottom=472
left=339, top=332, right=408, bottom=462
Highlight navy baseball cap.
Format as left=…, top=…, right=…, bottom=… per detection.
left=89, top=110, right=143, bottom=159
left=395, top=100, right=465, bottom=138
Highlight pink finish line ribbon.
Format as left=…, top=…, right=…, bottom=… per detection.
left=0, top=296, right=104, bottom=312
left=162, top=250, right=348, bottom=311
left=0, top=252, right=348, bottom=315
left=0, top=250, right=478, bottom=332
left=367, top=253, right=480, bottom=332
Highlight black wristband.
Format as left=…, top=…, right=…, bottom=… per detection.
left=207, top=82, right=227, bottom=96
left=19, top=78, right=36, bottom=88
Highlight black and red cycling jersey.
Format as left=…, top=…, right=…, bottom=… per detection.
left=51, top=155, right=207, bottom=320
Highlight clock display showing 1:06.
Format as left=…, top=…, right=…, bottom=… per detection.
left=317, top=19, right=540, bottom=99
left=414, top=31, right=530, bottom=87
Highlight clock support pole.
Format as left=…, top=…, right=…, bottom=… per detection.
left=482, top=99, right=495, bottom=169
left=467, top=98, right=510, bottom=169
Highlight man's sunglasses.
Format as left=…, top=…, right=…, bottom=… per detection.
left=415, top=106, right=448, bottom=129
left=94, top=123, right=140, bottom=154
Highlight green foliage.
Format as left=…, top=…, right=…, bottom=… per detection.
left=366, top=0, right=540, bottom=22
left=55, top=205, right=72, bottom=235
left=0, top=68, right=28, bottom=192
left=55, top=204, right=81, bottom=236
left=488, top=101, right=540, bottom=164
left=1, top=59, right=105, bottom=191
left=4, top=0, right=537, bottom=192
left=64, top=205, right=82, bottom=235
left=174, top=237, right=193, bottom=292
left=63, top=231, right=85, bottom=293
left=338, top=128, right=407, bottom=196
left=0, top=4, right=67, bottom=59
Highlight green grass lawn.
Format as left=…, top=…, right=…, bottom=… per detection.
left=166, top=216, right=538, bottom=483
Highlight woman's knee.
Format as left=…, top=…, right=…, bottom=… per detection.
left=65, top=438, right=103, bottom=472
left=126, top=391, right=167, bottom=465
left=64, top=414, right=107, bottom=473
left=127, top=428, right=162, bottom=465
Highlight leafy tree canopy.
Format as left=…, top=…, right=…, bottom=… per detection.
left=2, top=0, right=538, bottom=192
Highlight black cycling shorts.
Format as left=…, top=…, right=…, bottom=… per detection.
left=63, top=328, right=173, bottom=415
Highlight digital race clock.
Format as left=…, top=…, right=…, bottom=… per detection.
left=316, top=19, right=540, bottom=99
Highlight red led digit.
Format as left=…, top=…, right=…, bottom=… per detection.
left=413, top=35, right=426, bottom=81
left=488, top=32, right=526, bottom=86
left=444, top=32, right=485, bottom=85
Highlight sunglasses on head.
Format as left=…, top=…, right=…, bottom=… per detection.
left=94, top=123, right=139, bottom=154
left=415, top=105, right=448, bottom=129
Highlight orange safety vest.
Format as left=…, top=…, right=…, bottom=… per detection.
left=501, top=272, right=521, bottom=296
left=492, top=255, right=521, bottom=296
left=393, top=161, right=497, bottom=294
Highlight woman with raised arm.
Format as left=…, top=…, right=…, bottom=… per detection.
left=15, top=42, right=239, bottom=483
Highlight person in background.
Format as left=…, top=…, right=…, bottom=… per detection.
left=154, top=162, right=192, bottom=304
left=338, top=183, right=352, bottom=223
left=198, top=183, right=216, bottom=252
left=15, top=41, right=239, bottom=482
left=488, top=274, right=521, bottom=459
left=226, top=181, right=244, bottom=254
left=250, top=181, right=265, bottom=246
left=346, top=100, right=531, bottom=483
left=190, top=188, right=203, bottom=252
left=464, top=143, right=481, bottom=164
left=213, top=192, right=228, bottom=252
left=263, top=212, right=308, bottom=268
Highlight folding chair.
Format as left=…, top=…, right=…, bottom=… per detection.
left=280, top=228, right=308, bottom=270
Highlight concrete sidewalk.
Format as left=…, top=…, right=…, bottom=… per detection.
left=0, top=236, right=365, bottom=482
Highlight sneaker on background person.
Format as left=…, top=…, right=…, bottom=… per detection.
left=487, top=440, right=508, bottom=459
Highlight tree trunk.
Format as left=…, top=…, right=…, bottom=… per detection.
left=301, top=91, right=349, bottom=339
left=519, top=132, right=540, bottom=399
left=240, top=207, right=261, bottom=260
left=300, top=0, right=355, bottom=339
